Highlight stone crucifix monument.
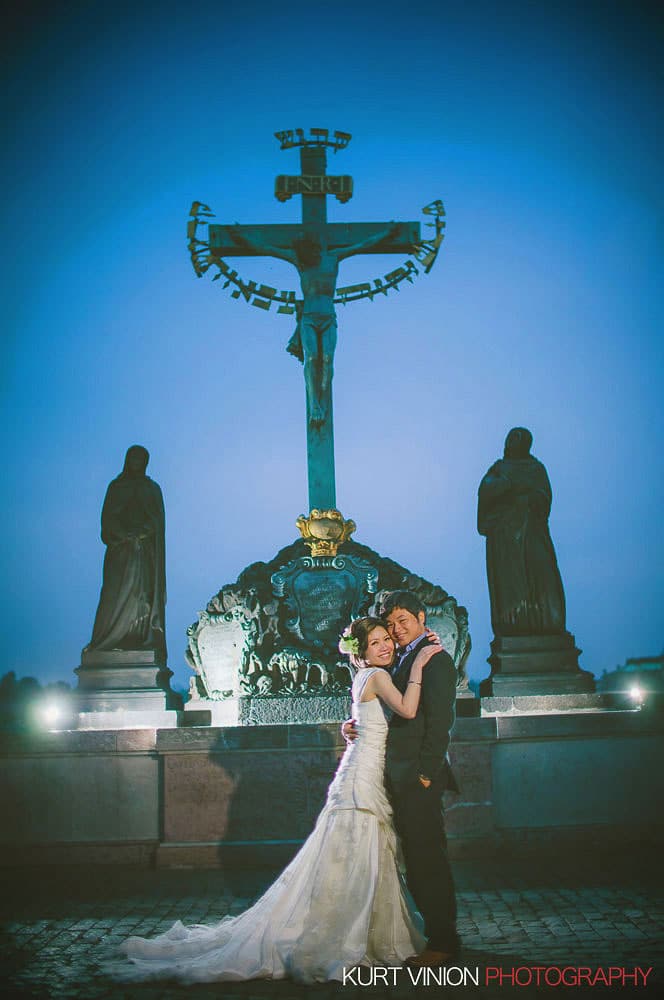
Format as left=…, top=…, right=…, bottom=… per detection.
left=185, top=128, right=474, bottom=724
left=192, top=129, right=427, bottom=512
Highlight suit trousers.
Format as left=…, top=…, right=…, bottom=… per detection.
left=390, top=779, right=458, bottom=953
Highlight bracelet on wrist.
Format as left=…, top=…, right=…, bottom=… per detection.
left=408, top=680, right=422, bottom=686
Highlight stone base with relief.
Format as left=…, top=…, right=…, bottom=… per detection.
left=479, top=632, right=595, bottom=698
left=75, top=649, right=181, bottom=729
left=184, top=536, right=477, bottom=725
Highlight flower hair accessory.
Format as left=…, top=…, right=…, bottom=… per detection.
left=338, top=627, right=359, bottom=657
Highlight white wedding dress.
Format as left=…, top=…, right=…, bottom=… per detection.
left=110, top=667, right=424, bottom=984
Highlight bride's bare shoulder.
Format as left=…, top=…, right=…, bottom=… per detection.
left=354, top=667, right=382, bottom=703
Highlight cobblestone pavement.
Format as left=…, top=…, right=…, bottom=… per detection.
left=1, top=846, right=662, bottom=999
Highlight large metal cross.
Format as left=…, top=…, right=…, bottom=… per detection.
left=207, top=130, right=420, bottom=512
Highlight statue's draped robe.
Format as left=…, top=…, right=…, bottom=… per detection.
left=478, top=456, right=565, bottom=636
left=89, top=474, right=166, bottom=657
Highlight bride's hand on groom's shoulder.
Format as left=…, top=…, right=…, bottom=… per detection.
left=415, top=638, right=443, bottom=668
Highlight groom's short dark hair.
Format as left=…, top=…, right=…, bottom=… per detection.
left=377, top=590, right=426, bottom=620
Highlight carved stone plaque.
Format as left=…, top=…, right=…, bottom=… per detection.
left=271, top=555, right=378, bottom=658
left=186, top=608, right=258, bottom=699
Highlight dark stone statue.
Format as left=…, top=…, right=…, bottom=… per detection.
left=478, top=427, right=566, bottom=636
left=86, top=445, right=166, bottom=658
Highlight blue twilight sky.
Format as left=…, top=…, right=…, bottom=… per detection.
left=1, top=0, right=662, bottom=692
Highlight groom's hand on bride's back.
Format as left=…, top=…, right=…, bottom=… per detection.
left=342, top=718, right=359, bottom=742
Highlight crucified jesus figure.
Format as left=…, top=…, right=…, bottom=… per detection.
left=230, top=223, right=398, bottom=426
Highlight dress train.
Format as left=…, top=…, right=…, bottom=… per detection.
left=105, top=667, right=424, bottom=984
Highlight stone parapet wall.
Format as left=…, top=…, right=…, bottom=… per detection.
left=1, top=707, right=662, bottom=867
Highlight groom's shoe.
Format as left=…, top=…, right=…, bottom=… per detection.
left=405, top=948, right=459, bottom=968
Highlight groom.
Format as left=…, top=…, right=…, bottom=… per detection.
left=343, top=589, right=460, bottom=967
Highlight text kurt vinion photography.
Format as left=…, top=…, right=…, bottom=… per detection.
left=341, top=965, right=654, bottom=988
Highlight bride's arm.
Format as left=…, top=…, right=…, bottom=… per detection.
left=367, top=641, right=442, bottom=718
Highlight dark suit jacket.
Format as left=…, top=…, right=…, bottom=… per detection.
left=385, top=635, right=459, bottom=793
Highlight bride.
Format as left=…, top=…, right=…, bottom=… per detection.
left=110, top=617, right=440, bottom=984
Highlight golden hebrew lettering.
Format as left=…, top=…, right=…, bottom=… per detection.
left=332, top=130, right=352, bottom=150
left=231, top=278, right=257, bottom=301
left=189, top=200, right=213, bottom=217
left=188, top=138, right=445, bottom=312
left=309, top=127, right=329, bottom=143
left=423, top=199, right=445, bottom=215
left=274, top=127, right=353, bottom=151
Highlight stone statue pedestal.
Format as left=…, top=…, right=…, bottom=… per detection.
left=479, top=633, right=595, bottom=697
left=75, top=650, right=180, bottom=729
